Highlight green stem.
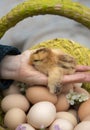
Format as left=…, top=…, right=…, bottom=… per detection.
left=0, top=0, right=90, bottom=38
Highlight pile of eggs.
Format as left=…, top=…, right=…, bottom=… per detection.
left=1, top=83, right=90, bottom=130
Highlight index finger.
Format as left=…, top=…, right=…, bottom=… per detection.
left=76, top=65, right=90, bottom=72
left=62, top=73, right=86, bottom=84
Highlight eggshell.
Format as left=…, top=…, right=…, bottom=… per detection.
left=56, top=111, right=77, bottom=126
left=16, top=123, right=35, bottom=130
left=61, top=84, right=74, bottom=94
left=1, top=94, right=30, bottom=112
left=26, top=86, right=57, bottom=104
left=49, top=118, right=74, bottom=130
left=68, top=109, right=79, bottom=122
left=68, top=109, right=78, bottom=118
left=27, top=101, right=56, bottom=129
left=74, top=83, right=82, bottom=88
left=4, top=108, right=27, bottom=130
left=74, top=121, right=90, bottom=130
left=78, top=98, right=90, bottom=121
left=2, top=82, right=20, bottom=96
left=82, top=115, right=90, bottom=121
left=55, top=94, right=70, bottom=111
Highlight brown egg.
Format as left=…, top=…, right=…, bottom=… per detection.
left=4, top=108, right=27, bottom=130
left=1, top=94, right=30, bottom=112
left=26, top=86, right=57, bottom=104
left=55, top=94, right=70, bottom=112
left=78, top=98, right=90, bottom=121
left=61, top=84, right=73, bottom=94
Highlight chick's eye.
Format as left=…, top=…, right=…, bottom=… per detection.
left=33, top=59, right=40, bottom=62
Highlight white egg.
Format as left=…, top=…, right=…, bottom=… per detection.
left=68, top=109, right=78, bottom=118
left=16, top=123, right=35, bottom=130
left=74, top=121, right=90, bottom=130
left=74, top=83, right=82, bottom=88
left=56, top=111, right=77, bottom=126
left=1, top=94, right=30, bottom=112
left=49, top=118, right=74, bottom=130
left=4, top=108, right=26, bottom=130
left=27, top=101, right=56, bottom=129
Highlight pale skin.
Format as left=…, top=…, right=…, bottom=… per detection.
left=1, top=50, right=90, bottom=87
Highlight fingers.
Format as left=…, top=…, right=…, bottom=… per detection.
left=76, top=65, right=90, bottom=72
left=63, top=65, right=90, bottom=84
left=21, top=49, right=38, bottom=63
left=21, top=50, right=33, bottom=60
left=22, top=49, right=37, bottom=55
left=82, top=73, right=90, bottom=82
left=62, top=73, right=86, bottom=84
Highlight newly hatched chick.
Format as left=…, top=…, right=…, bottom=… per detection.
left=29, top=48, right=76, bottom=95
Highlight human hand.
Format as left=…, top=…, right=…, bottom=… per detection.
left=0, top=50, right=47, bottom=86
left=1, top=49, right=90, bottom=86
left=62, top=65, right=90, bottom=84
